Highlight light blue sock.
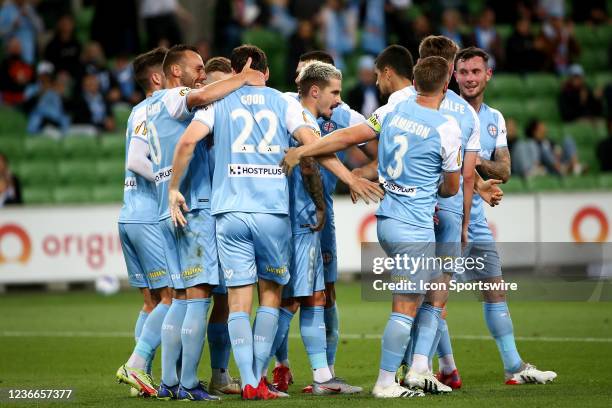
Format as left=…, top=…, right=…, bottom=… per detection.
left=161, top=299, right=187, bottom=387
left=180, top=298, right=211, bottom=389
left=380, top=312, right=414, bottom=372
left=484, top=302, right=523, bottom=373
left=252, top=306, right=279, bottom=381
left=208, top=322, right=230, bottom=369
left=271, top=308, right=294, bottom=363
left=228, top=311, right=258, bottom=389
left=300, top=306, right=328, bottom=369
left=402, top=317, right=418, bottom=367
left=134, top=311, right=148, bottom=342
left=134, top=303, right=169, bottom=362
left=324, top=305, right=339, bottom=366
left=436, top=318, right=454, bottom=358
left=428, top=322, right=443, bottom=369
left=412, top=304, right=442, bottom=359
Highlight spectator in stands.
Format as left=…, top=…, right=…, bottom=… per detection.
left=597, top=120, right=612, bottom=172
left=43, top=14, right=81, bottom=79
left=141, top=0, right=188, bottom=49
left=468, top=8, right=503, bottom=69
left=69, top=73, right=115, bottom=132
left=361, top=0, right=386, bottom=55
left=505, top=17, right=548, bottom=73
left=111, top=54, right=141, bottom=104
left=90, top=0, right=139, bottom=57
left=572, top=0, right=608, bottom=24
left=401, top=14, right=433, bottom=66
left=526, top=119, right=582, bottom=176
left=0, top=152, right=22, bottom=206
left=559, top=64, right=602, bottom=122
left=79, top=42, right=121, bottom=104
left=319, top=0, right=358, bottom=70
left=0, top=0, right=43, bottom=65
left=0, top=37, right=34, bottom=106
left=439, top=9, right=467, bottom=48
left=287, top=20, right=318, bottom=85
left=506, top=117, right=537, bottom=178
left=539, top=11, right=580, bottom=74
left=25, top=61, right=71, bottom=136
left=346, top=55, right=382, bottom=118
left=269, top=0, right=297, bottom=38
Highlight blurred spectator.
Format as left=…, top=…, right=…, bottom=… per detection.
left=319, top=0, right=358, bottom=70
left=505, top=17, right=548, bottom=73
left=0, top=37, right=34, bottom=106
left=596, top=120, right=612, bottom=172
left=439, top=9, right=467, bottom=48
left=287, top=20, right=318, bottom=85
left=141, top=0, right=188, bottom=49
left=468, top=8, right=503, bottom=69
left=269, top=0, right=297, bottom=37
left=401, top=14, right=433, bottom=63
left=559, top=64, right=602, bottom=121
left=79, top=42, right=121, bottom=104
left=43, top=14, right=82, bottom=78
left=539, top=12, right=580, bottom=74
left=572, top=0, right=608, bottom=24
left=214, top=0, right=261, bottom=56
left=69, top=73, right=115, bottom=132
left=346, top=55, right=382, bottom=117
left=525, top=119, right=582, bottom=176
left=537, top=0, right=565, bottom=20
left=505, top=117, right=537, bottom=177
left=361, top=0, right=386, bottom=55
left=0, top=0, right=43, bottom=65
left=0, top=152, right=22, bottom=206
left=112, top=54, right=141, bottom=105
left=25, top=61, right=70, bottom=136
left=90, top=0, right=139, bottom=57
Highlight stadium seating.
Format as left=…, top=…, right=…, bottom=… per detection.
left=92, top=184, right=123, bottom=203
left=22, top=187, right=54, bottom=204
left=525, top=175, right=563, bottom=191
left=524, top=74, right=560, bottom=97
left=62, top=136, right=100, bottom=159
left=58, top=160, right=99, bottom=186
left=24, top=137, right=62, bottom=159
left=53, top=186, right=93, bottom=203
left=100, top=136, right=126, bottom=158
left=18, top=161, right=58, bottom=187
left=488, top=74, right=525, bottom=99
left=96, top=160, right=125, bottom=184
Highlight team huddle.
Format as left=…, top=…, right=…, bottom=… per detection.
left=115, top=35, right=557, bottom=401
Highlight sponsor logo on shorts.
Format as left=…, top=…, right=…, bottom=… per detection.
left=155, top=166, right=173, bottom=184
left=182, top=265, right=203, bottom=279
left=147, top=269, right=167, bottom=280
left=124, top=177, right=137, bottom=191
left=228, top=164, right=284, bottom=178
left=380, top=178, right=417, bottom=197
left=266, top=265, right=288, bottom=276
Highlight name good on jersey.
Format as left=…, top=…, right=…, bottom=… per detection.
left=470, top=103, right=507, bottom=224
left=377, top=99, right=462, bottom=229
left=119, top=99, right=158, bottom=223
left=146, top=87, right=212, bottom=220
left=194, top=86, right=317, bottom=216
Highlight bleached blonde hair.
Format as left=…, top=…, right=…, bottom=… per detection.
left=297, top=61, right=342, bottom=96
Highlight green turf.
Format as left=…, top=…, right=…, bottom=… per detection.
left=0, top=283, right=611, bottom=407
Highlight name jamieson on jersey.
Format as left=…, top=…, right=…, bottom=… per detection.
left=389, top=116, right=431, bottom=138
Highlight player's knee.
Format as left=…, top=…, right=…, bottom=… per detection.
left=281, top=298, right=300, bottom=313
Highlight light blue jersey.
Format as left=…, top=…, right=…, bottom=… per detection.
left=146, top=87, right=212, bottom=221
left=194, top=86, right=316, bottom=216
left=289, top=108, right=321, bottom=234
left=470, top=103, right=508, bottom=224
left=118, top=99, right=158, bottom=223
left=377, top=100, right=462, bottom=229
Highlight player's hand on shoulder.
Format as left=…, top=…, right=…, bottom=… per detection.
left=169, top=189, right=189, bottom=228
left=349, top=176, right=384, bottom=205
left=280, top=147, right=302, bottom=176
left=240, top=57, right=266, bottom=86
left=479, top=179, right=503, bottom=207
left=310, top=207, right=327, bottom=232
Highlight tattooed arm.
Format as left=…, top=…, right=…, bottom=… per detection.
left=476, top=146, right=511, bottom=183
left=300, top=157, right=326, bottom=231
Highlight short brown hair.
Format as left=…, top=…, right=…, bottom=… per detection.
left=299, top=50, right=335, bottom=66
left=133, top=47, right=167, bottom=92
left=205, top=57, right=232, bottom=74
left=455, top=47, right=490, bottom=68
left=162, top=44, right=199, bottom=77
left=413, top=56, right=449, bottom=94
left=230, top=45, right=267, bottom=74
left=419, top=35, right=459, bottom=63
left=374, top=45, right=414, bottom=80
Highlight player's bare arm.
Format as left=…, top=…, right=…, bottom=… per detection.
left=168, top=120, right=211, bottom=227
left=461, top=151, right=477, bottom=243
left=476, top=146, right=511, bottom=183
left=186, top=57, right=265, bottom=109
left=300, top=157, right=327, bottom=231
left=475, top=171, right=503, bottom=206
left=290, top=126, right=384, bottom=204
left=281, top=122, right=377, bottom=174
left=438, top=170, right=461, bottom=198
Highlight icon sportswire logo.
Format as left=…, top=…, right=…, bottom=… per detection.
left=0, top=224, right=32, bottom=264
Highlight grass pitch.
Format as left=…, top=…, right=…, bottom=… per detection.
left=0, top=282, right=611, bottom=407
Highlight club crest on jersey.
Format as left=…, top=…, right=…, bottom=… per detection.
left=487, top=123, right=498, bottom=138
left=322, top=121, right=336, bottom=133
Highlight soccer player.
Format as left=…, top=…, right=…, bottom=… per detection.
left=445, top=46, right=557, bottom=385
left=268, top=61, right=362, bottom=395
left=272, top=51, right=372, bottom=393
left=116, top=47, right=172, bottom=397
left=145, top=45, right=265, bottom=401
left=168, top=45, right=380, bottom=400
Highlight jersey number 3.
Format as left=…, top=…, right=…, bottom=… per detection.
left=387, top=135, right=408, bottom=179
left=231, top=108, right=280, bottom=154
